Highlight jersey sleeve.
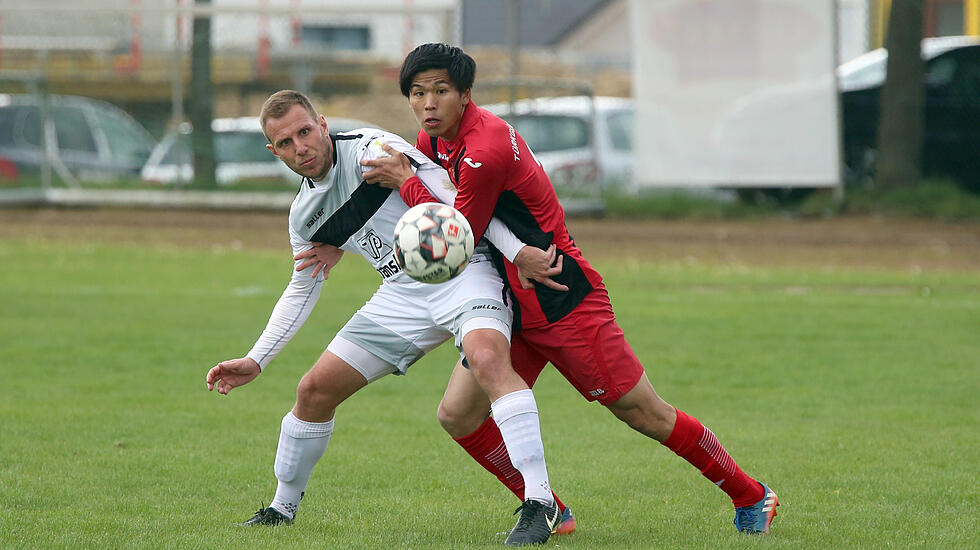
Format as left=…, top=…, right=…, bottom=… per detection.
left=483, top=217, right=525, bottom=261
left=245, top=226, right=325, bottom=370
left=451, top=145, right=509, bottom=243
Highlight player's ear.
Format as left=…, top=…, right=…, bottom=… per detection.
left=461, top=88, right=472, bottom=107
left=319, top=114, right=329, bottom=133
left=266, top=143, right=279, bottom=158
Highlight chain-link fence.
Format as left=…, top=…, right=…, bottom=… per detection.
left=0, top=1, right=460, bottom=207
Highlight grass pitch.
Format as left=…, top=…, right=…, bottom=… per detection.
left=0, top=224, right=978, bottom=549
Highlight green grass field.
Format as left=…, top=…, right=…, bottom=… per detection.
left=1, top=233, right=978, bottom=549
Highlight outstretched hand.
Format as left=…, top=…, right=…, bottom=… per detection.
left=206, top=357, right=261, bottom=395
left=294, top=243, right=344, bottom=279
left=360, top=143, right=414, bottom=189
left=513, top=244, right=568, bottom=291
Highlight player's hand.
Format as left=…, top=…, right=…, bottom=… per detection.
left=514, top=244, right=567, bottom=291
left=294, top=242, right=344, bottom=279
left=361, top=144, right=414, bottom=189
left=206, top=357, right=261, bottom=395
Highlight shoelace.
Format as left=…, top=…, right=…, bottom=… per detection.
left=511, top=501, right=541, bottom=532
left=735, top=506, right=758, bottom=528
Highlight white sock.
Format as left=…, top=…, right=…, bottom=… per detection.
left=269, top=412, right=333, bottom=519
left=491, top=389, right=554, bottom=505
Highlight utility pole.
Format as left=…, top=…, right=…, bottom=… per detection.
left=190, top=0, right=216, bottom=188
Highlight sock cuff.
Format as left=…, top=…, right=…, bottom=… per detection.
left=282, top=411, right=334, bottom=439
left=490, top=389, right=537, bottom=424
left=454, top=416, right=497, bottom=445
left=663, top=408, right=699, bottom=451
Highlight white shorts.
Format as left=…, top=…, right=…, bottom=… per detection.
left=327, top=258, right=512, bottom=382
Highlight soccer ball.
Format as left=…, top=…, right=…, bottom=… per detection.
left=393, top=202, right=474, bottom=284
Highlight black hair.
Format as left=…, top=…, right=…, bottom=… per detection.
left=399, top=43, right=476, bottom=97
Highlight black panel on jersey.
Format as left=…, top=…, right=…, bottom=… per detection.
left=311, top=183, right=393, bottom=246
left=493, top=191, right=555, bottom=250
left=535, top=249, right=593, bottom=324
left=309, top=133, right=390, bottom=247
left=429, top=136, right=440, bottom=166
left=492, top=190, right=593, bottom=325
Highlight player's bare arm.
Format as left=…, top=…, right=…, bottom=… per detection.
left=206, top=357, right=261, bottom=395
left=360, top=143, right=414, bottom=188
left=294, top=243, right=344, bottom=279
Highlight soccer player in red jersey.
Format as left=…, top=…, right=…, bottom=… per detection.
left=359, top=43, right=779, bottom=535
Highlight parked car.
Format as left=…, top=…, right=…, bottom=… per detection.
left=482, top=96, right=634, bottom=191
left=839, top=35, right=980, bottom=189
left=140, top=116, right=377, bottom=185
left=0, top=93, right=156, bottom=181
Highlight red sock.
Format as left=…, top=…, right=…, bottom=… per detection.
left=662, top=409, right=764, bottom=508
left=454, top=417, right=566, bottom=511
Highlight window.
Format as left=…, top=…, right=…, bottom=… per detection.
left=605, top=110, right=634, bottom=151
left=20, top=107, right=43, bottom=148
left=52, top=106, right=97, bottom=154
left=90, top=107, right=154, bottom=166
left=302, top=25, right=369, bottom=51
left=505, top=115, right=590, bottom=153
left=0, top=106, right=25, bottom=147
left=217, top=131, right=274, bottom=163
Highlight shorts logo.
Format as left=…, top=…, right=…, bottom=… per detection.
left=588, top=388, right=605, bottom=397
left=470, top=304, right=501, bottom=311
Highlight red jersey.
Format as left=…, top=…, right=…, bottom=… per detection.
left=399, top=102, right=604, bottom=330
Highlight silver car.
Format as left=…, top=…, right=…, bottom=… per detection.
left=0, top=93, right=156, bottom=181
left=140, top=116, right=377, bottom=185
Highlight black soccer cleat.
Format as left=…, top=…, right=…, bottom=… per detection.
left=504, top=499, right=560, bottom=546
left=237, top=505, right=293, bottom=526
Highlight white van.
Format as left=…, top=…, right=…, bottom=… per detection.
left=482, top=96, right=634, bottom=191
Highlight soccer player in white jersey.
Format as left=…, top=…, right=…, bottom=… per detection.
left=204, top=90, right=562, bottom=546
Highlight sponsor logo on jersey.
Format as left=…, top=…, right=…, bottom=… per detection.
left=507, top=124, right=520, bottom=161
left=357, top=229, right=393, bottom=261
left=306, top=207, right=325, bottom=229
left=438, top=151, right=450, bottom=163
left=376, top=257, right=401, bottom=279
left=463, top=157, right=482, bottom=168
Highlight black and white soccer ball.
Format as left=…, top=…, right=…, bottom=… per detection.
left=393, top=202, right=474, bottom=284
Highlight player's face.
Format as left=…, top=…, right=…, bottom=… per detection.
left=408, top=69, right=471, bottom=141
left=265, top=104, right=333, bottom=181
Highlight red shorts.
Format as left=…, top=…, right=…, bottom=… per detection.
left=510, top=287, right=645, bottom=406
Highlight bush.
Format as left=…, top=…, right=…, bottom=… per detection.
left=844, top=179, right=980, bottom=219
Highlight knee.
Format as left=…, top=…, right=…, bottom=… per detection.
left=463, top=344, right=502, bottom=373
left=609, top=397, right=676, bottom=441
left=296, top=372, right=329, bottom=406
left=437, top=399, right=488, bottom=438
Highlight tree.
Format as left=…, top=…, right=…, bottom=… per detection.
left=190, top=0, right=216, bottom=188
left=875, top=1, right=924, bottom=189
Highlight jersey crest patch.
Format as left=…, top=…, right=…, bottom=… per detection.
left=357, top=229, right=393, bottom=261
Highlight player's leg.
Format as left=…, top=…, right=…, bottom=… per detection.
left=437, top=262, right=560, bottom=544
left=244, top=346, right=375, bottom=525
left=438, top=355, right=572, bottom=533
left=532, top=287, right=777, bottom=532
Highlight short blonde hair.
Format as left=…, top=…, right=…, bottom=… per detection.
left=260, top=90, right=318, bottom=140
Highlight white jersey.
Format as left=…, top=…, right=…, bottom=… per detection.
left=245, top=129, right=524, bottom=370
